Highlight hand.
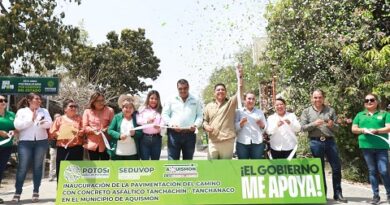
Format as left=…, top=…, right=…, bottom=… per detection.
left=120, top=134, right=127, bottom=140
left=327, top=120, right=334, bottom=128
left=93, top=130, right=100, bottom=135
left=314, top=119, right=325, bottom=126
left=236, top=64, right=243, bottom=85
left=189, top=125, right=196, bottom=132
left=130, top=130, right=135, bottom=136
left=240, top=117, right=248, bottom=128
left=370, top=129, right=379, bottom=134
left=362, top=128, right=371, bottom=134
left=256, top=119, right=265, bottom=129
left=0, top=131, right=8, bottom=138
left=153, top=124, right=161, bottom=130
left=203, top=125, right=214, bottom=132
left=147, top=116, right=156, bottom=124
left=77, top=129, right=85, bottom=136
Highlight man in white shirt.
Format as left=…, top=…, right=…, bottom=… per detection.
left=162, top=79, right=203, bottom=160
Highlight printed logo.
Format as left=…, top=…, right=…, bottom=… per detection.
left=64, top=165, right=82, bottom=182
left=118, top=167, right=155, bottom=180
left=63, top=165, right=110, bottom=182
left=163, top=164, right=198, bottom=178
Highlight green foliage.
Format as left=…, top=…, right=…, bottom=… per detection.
left=0, top=0, right=81, bottom=75
left=202, top=46, right=274, bottom=104
left=265, top=0, right=389, bottom=181
left=69, top=28, right=161, bottom=95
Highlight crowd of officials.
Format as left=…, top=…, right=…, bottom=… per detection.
left=0, top=66, right=389, bottom=204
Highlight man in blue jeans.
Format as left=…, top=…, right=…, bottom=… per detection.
left=162, top=79, right=203, bottom=160
left=300, top=89, right=347, bottom=203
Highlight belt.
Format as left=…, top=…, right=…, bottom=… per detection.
left=169, top=129, right=195, bottom=134
left=310, top=136, right=333, bottom=142
left=144, top=133, right=161, bottom=137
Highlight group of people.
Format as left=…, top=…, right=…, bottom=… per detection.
left=0, top=65, right=389, bottom=204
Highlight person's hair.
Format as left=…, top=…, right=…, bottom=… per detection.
left=214, top=83, right=226, bottom=90
left=17, top=93, right=41, bottom=110
left=365, top=93, right=378, bottom=101
left=244, top=91, right=256, bottom=99
left=63, top=99, right=75, bottom=111
left=145, top=90, right=162, bottom=113
left=312, top=89, right=326, bottom=98
left=177, top=79, right=189, bottom=87
left=275, top=98, right=286, bottom=105
left=87, top=92, right=105, bottom=110
left=117, top=94, right=134, bottom=109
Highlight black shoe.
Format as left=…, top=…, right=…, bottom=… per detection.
left=387, top=195, right=390, bottom=204
left=369, top=195, right=380, bottom=205
left=334, top=193, right=348, bottom=203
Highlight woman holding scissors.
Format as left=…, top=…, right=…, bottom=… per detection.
left=137, top=90, right=164, bottom=160
left=49, top=99, right=84, bottom=181
left=107, top=94, right=142, bottom=160
left=352, top=93, right=390, bottom=205
left=82, top=92, right=114, bottom=160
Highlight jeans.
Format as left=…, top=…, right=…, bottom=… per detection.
left=140, top=134, right=162, bottom=160
left=167, top=130, right=196, bottom=160
left=56, top=145, right=83, bottom=180
left=236, top=142, right=265, bottom=159
left=309, top=138, right=342, bottom=197
left=15, top=140, right=48, bottom=194
left=0, top=146, right=12, bottom=181
left=362, top=149, right=390, bottom=197
left=270, top=149, right=295, bottom=159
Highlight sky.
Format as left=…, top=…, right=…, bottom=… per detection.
left=59, top=0, right=268, bottom=101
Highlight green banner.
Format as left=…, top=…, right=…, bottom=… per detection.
left=57, top=159, right=325, bottom=204
left=0, top=76, right=59, bottom=95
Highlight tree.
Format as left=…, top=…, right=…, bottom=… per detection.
left=68, top=28, right=161, bottom=95
left=265, top=0, right=389, bottom=181
left=0, top=0, right=81, bottom=75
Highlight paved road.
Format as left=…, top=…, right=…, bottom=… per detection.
left=0, top=149, right=386, bottom=205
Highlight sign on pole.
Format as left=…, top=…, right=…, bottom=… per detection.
left=0, top=76, right=59, bottom=95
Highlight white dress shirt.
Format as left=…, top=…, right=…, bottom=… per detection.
left=267, top=112, right=301, bottom=151
left=235, top=107, right=267, bottom=144
left=14, top=107, right=52, bottom=141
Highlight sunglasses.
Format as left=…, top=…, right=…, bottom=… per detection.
left=69, top=105, right=79, bottom=108
left=0, top=99, right=7, bottom=103
left=364, top=98, right=376, bottom=103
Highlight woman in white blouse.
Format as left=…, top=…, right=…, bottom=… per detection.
left=12, top=93, right=52, bottom=203
left=266, top=98, right=301, bottom=159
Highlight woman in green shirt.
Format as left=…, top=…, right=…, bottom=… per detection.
left=0, top=95, right=16, bottom=204
left=352, top=93, right=390, bottom=204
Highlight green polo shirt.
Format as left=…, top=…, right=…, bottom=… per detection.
left=0, top=110, right=16, bottom=147
left=352, top=110, right=390, bottom=149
